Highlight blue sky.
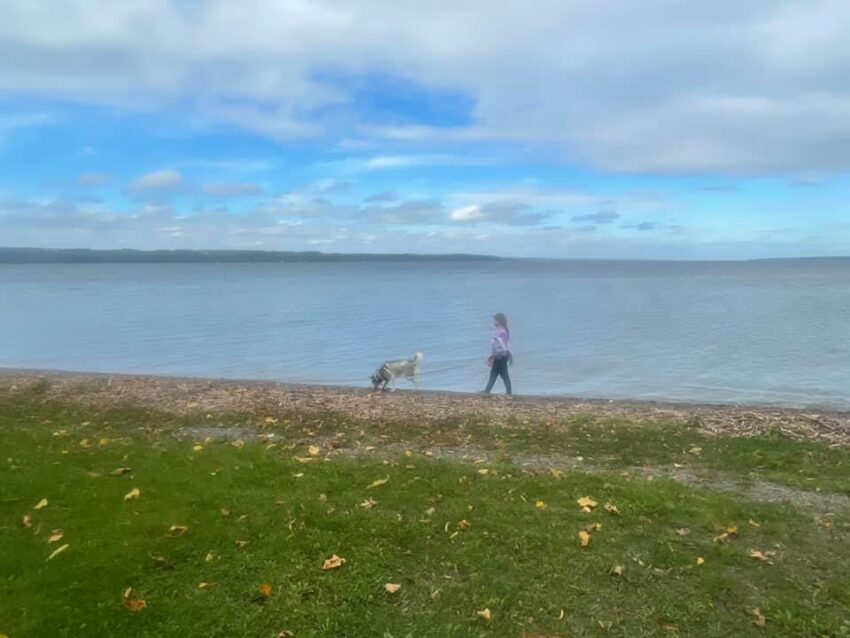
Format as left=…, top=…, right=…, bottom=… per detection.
left=1, top=1, right=849, bottom=259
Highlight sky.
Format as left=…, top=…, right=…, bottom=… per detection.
left=1, top=0, right=849, bottom=259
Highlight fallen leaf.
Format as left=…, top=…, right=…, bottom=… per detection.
left=550, top=468, right=564, bottom=479
left=293, top=457, right=316, bottom=464
left=535, top=500, right=547, bottom=509
left=22, top=513, right=32, bottom=528
left=577, top=496, right=598, bottom=512
left=687, top=445, right=702, bottom=455
left=675, top=527, right=691, bottom=536
left=384, top=583, right=401, bottom=594
left=124, top=487, right=140, bottom=501
left=322, top=554, right=346, bottom=570
left=122, top=587, right=146, bottom=612
left=749, top=550, right=775, bottom=565
left=277, top=632, right=294, bottom=638
left=477, top=608, right=492, bottom=622
left=235, top=540, right=249, bottom=549
left=220, top=508, right=231, bottom=518
left=47, top=529, right=64, bottom=544
left=110, top=467, right=132, bottom=476
left=360, top=497, right=378, bottom=509
left=264, top=417, right=278, bottom=425
left=231, top=440, right=244, bottom=449
left=205, top=552, right=215, bottom=562
left=749, top=519, right=761, bottom=528
left=34, top=498, right=48, bottom=510
left=478, top=468, right=490, bottom=476
left=558, top=609, right=565, bottom=620
left=198, top=582, right=216, bottom=590
left=308, top=445, right=320, bottom=457
left=660, top=623, right=678, bottom=632
left=258, top=583, right=272, bottom=599
left=752, top=608, right=766, bottom=628
left=696, top=556, right=705, bottom=566
left=167, top=525, right=188, bottom=537
left=79, top=439, right=91, bottom=448
left=367, top=476, right=390, bottom=489
left=192, top=444, right=203, bottom=452
left=457, top=519, right=471, bottom=531
left=584, top=522, right=602, bottom=532
left=611, top=564, right=625, bottom=576
left=47, top=544, right=70, bottom=560
left=578, top=530, right=591, bottom=547
left=604, top=502, right=620, bottom=515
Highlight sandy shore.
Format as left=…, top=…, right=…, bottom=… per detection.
left=1, top=368, right=848, bottom=446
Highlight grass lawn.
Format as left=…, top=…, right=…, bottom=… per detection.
left=1, top=397, right=849, bottom=637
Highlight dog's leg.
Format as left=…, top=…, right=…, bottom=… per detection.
left=412, top=373, right=419, bottom=390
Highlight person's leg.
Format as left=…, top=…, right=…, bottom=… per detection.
left=484, top=363, right=499, bottom=393
left=498, top=357, right=512, bottom=395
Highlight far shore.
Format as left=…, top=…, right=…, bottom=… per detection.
left=1, top=367, right=848, bottom=446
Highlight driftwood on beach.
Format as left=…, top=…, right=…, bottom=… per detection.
left=2, top=370, right=848, bottom=447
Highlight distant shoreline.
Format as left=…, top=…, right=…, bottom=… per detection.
left=2, top=368, right=847, bottom=446
left=0, top=247, right=503, bottom=264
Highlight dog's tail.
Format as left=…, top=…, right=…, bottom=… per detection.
left=412, top=352, right=424, bottom=363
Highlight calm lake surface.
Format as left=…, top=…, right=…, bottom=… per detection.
left=2, top=260, right=849, bottom=408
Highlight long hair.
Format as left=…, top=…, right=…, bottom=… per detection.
left=493, top=312, right=509, bottom=337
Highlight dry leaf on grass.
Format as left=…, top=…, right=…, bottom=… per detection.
left=34, top=498, right=48, bottom=510
left=322, top=554, right=346, bottom=570
left=535, top=500, right=547, bottom=509
left=47, top=530, right=64, bottom=544
left=124, top=487, right=140, bottom=501
left=604, top=502, right=620, bottom=515
left=550, top=468, right=564, bottom=479
left=235, top=540, right=249, bottom=549
left=477, top=608, right=492, bottom=622
left=205, top=552, right=215, bottom=562
left=611, top=564, right=625, bottom=577
left=749, top=519, right=761, bottom=528
left=384, top=583, right=401, bottom=594
left=122, top=587, right=146, bottom=612
left=584, top=522, right=602, bottom=532
left=367, top=477, right=390, bottom=489
left=198, top=582, right=216, bottom=590
left=47, top=544, right=70, bottom=561
left=457, top=519, right=471, bottom=531
left=167, top=525, right=188, bottom=537
left=675, top=527, right=691, bottom=537
left=752, top=608, right=766, bottom=627
left=110, top=467, right=132, bottom=476
left=576, top=496, right=597, bottom=512
left=308, top=445, right=320, bottom=457
left=259, top=583, right=272, bottom=599
left=277, top=631, right=294, bottom=638
left=22, top=513, right=32, bottom=528
left=578, top=530, right=591, bottom=547
left=696, top=556, right=705, bottom=566
left=360, top=497, right=378, bottom=509
left=750, top=550, right=776, bottom=565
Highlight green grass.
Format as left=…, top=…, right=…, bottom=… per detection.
left=1, top=399, right=849, bottom=637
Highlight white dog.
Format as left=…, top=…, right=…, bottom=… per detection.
left=370, top=352, right=423, bottom=391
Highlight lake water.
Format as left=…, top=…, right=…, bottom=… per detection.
left=1, top=260, right=849, bottom=408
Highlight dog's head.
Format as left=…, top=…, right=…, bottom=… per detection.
left=412, top=352, right=424, bottom=363
left=370, top=372, right=382, bottom=389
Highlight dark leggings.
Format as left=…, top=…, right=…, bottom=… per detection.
left=485, top=354, right=512, bottom=395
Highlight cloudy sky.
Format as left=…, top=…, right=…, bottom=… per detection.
left=1, top=0, right=849, bottom=258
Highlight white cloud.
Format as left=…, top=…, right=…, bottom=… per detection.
left=126, top=169, right=184, bottom=194
left=4, top=1, right=849, bottom=173
left=449, top=204, right=484, bottom=222
left=201, top=182, right=263, bottom=198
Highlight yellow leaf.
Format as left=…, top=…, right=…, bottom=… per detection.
left=457, top=519, right=471, bottom=531
left=367, top=477, right=390, bottom=489
left=264, top=417, right=278, bottom=425
left=550, top=468, right=564, bottom=479
left=122, top=587, right=146, bottom=612
left=198, top=582, right=216, bottom=590
left=696, top=556, right=705, bottom=566
left=749, top=519, right=761, bottom=528
left=258, top=583, right=272, bottom=599
left=384, top=583, right=401, bottom=594
left=752, top=608, right=766, bottom=628
left=308, top=445, right=321, bottom=457
left=322, top=554, right=346, bottom=570
left=277, top=632, right=295, bottom=638
left=687, top=445, right=702, bottom=455
left=220, top=508, right=231, bottom=518
left=231, top=439, right=245, bottom=449
left=124, top=487, right=140, bottom=501
left=235, top=540, right=249, bottom=549
left=47, top=530, right=64, bottom=544
left=360, top=497, right=378, bottom=509
left=576, top=496, right=598, bottom=510
left=726, top=524, right=738, bottom=535
left=477, top=608, right=492, bottom=622
left=205, top=552, right=215, bottom=562
left=535, top=500, right=547, bottom=509
left=98, top=438, right=111, bottom=447
left=293, top=456, right=316, bottom=464
left=47, top=544, right=70, bottom=561
left=611, top=564, right=625, bottom=576
left=584, top=522, right=602, bottom=533
left=167, top=525, right=188, bottom=537
left=675, top=527, right=691, bottom=536
left=192, top=444, right=203, bottom=452
left=478, top=468, right=490, bottom=476
left=578, top=530, right=591, bottom=547
left=110, top=467, right=132, bottom=476
left=604, top=502, right=620, bottom=515
left=79, top=438, right=91, bottom=448
left=34, top=498, right=48, bottom=510
left=22, top=513, right=32, bottom=528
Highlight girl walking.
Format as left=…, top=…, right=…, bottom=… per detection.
left=484, top=312, right=512, bottom=395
